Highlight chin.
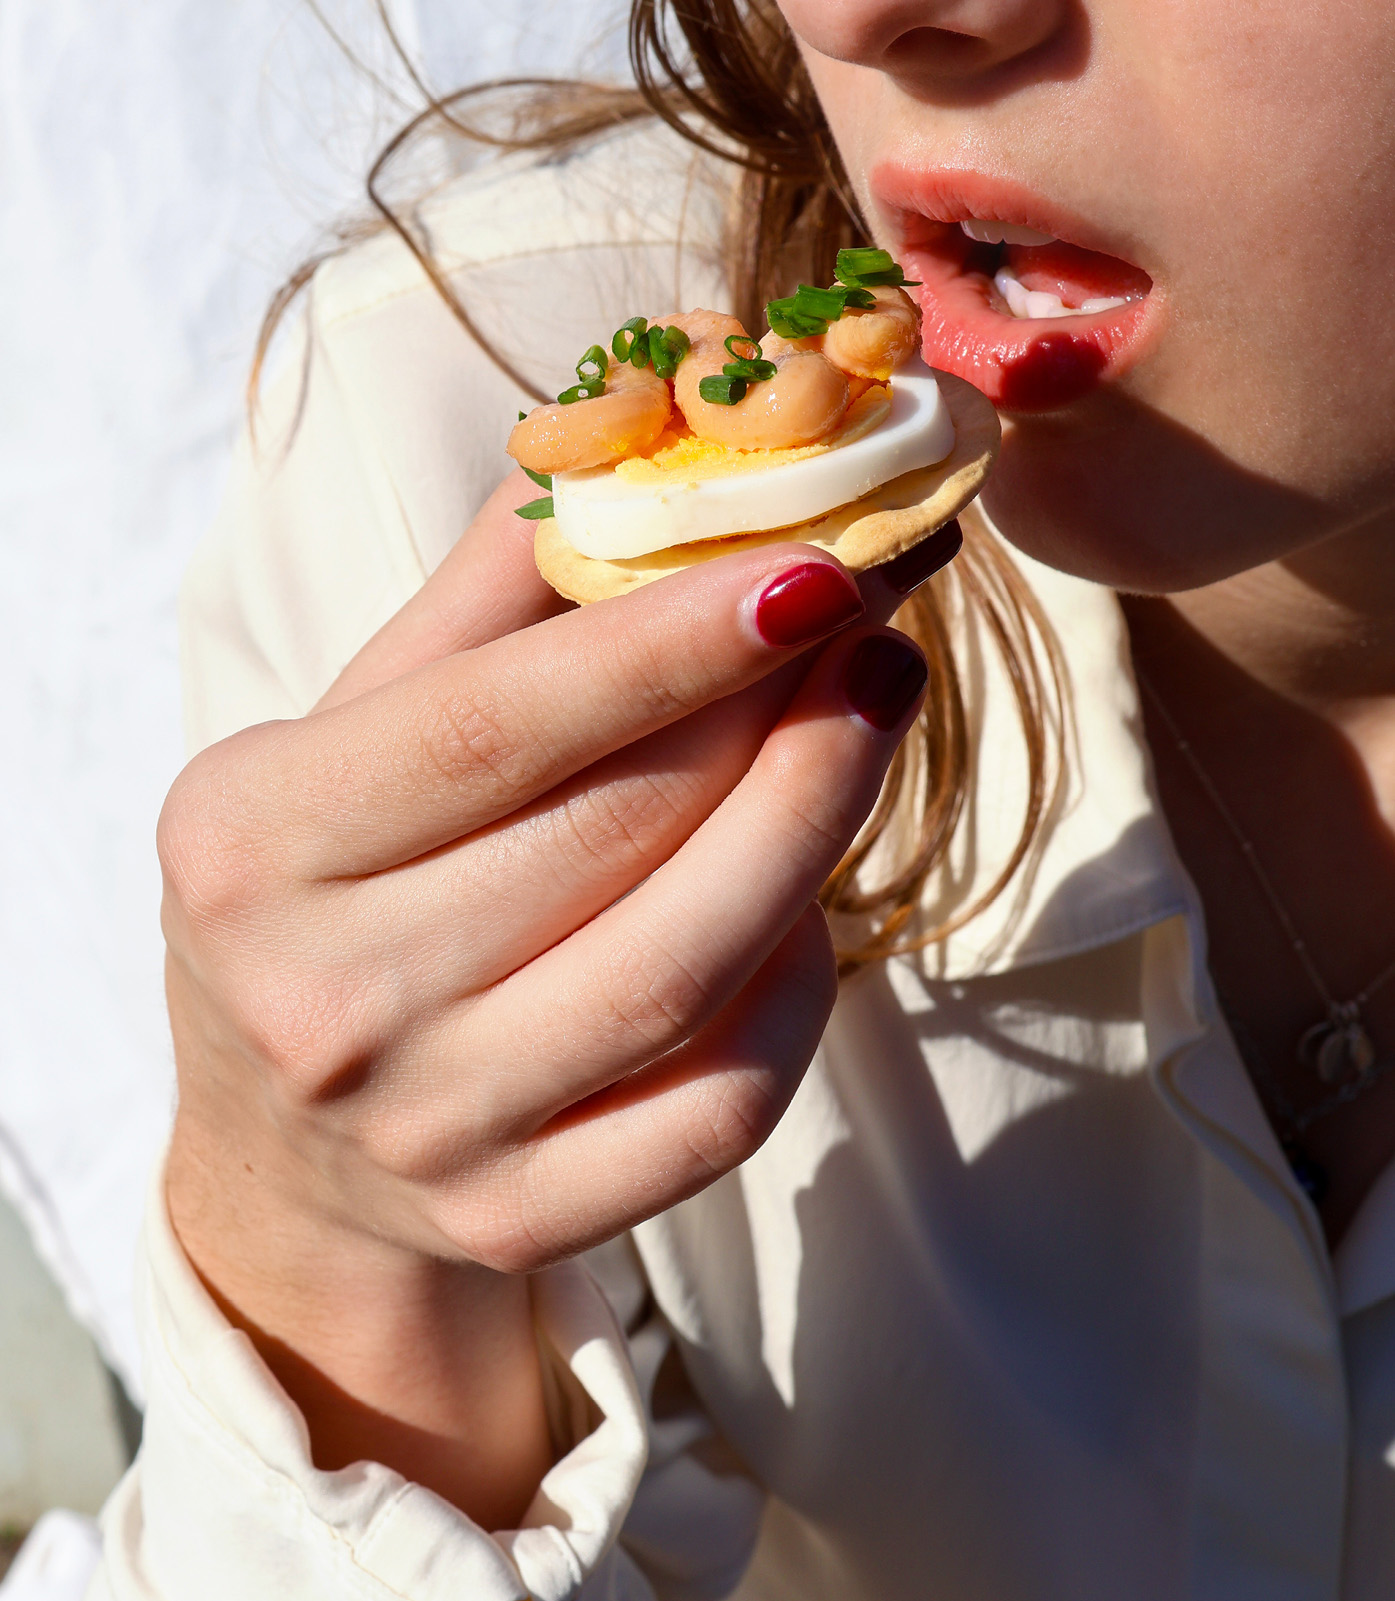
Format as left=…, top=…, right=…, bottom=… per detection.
left=981, top=392, right=1340, bottom=596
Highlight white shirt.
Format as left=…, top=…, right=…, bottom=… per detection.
left=87, top=120, right=1395, bottom=1601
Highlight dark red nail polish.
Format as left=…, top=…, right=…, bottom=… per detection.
left=754, top=562, right=864, bottom=649
left=844, top=635, right=928, bottom=731
left=880, top=520, right=963, bottom=595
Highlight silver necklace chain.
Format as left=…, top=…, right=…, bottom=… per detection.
left=1137, top=667, right=1395, bottom=1097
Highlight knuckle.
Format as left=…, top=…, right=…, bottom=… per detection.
left=244, top=971, right=375, bottom=1101
left=550, top=770, right=700, bottom=881
left=768, top=757, right=854, bottom=869
left=595, top=625, right=712, bottom=729
left=418, top=690, right=531, bottom=793
left=157, top=749, right=274, bottom=923
left=592, top=936, right=716, bottom=1056
left=431, top=1181, right=564, bottom=1275
left=685, top=1070, right=783, bottom=1176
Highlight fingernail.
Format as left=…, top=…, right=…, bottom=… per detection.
left=754, top=562, right=865, bottom=650
left=879, top=520, right=963, bottom=595
left=844, top=635, right=928, bottom=731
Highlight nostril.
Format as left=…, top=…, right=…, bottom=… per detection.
left=805, top=0, right=1075, bottom=83
left=885, top=26, right=999, bottom=73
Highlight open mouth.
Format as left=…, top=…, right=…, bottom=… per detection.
left=873, top=167, right=1160, bottom=411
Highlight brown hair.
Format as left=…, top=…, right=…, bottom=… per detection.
left=255, top=0, right=1067, bottom=973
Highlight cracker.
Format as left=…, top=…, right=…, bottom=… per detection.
left=534, top=369, right=1000, bottom=605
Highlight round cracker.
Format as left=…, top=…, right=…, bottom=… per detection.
left=534, top=369, right=999, bottom=605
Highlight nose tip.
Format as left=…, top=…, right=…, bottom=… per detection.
left=785, top=0, right=1071, bottom=81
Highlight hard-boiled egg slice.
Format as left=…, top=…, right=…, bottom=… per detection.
left=551, top=358, right=955, bottom=560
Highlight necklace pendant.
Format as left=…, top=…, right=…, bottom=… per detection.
left=1299, top=1016, right=1376, bottom=1084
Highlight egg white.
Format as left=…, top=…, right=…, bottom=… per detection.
left=551, top=358, right=955, bottom=560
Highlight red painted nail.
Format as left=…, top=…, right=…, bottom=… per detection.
left=880, top=520, right=963, bottom=595
left=844, top=635, right=928, bottom=731
left=754, top=562, right=865, bottom=649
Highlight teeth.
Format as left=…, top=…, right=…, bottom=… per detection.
left=993, top=265, right=1128, bottom=321
left=961, top=219, right=1057, bottom=246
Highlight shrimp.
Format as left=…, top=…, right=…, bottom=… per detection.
left=663, top=309, right=851, bottom=451
left=818, top=286, right=921, bottom=381
left=507, top=358, right=672, bottom=474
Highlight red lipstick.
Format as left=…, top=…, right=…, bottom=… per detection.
left=872, top=166, right=1161, bottom=411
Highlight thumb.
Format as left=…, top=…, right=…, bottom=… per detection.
left=317, top=468, right=570, bottom=710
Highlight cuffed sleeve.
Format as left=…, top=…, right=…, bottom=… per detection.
left=88, top=1163, right=656, bottom=1601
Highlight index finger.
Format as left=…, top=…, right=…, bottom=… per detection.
left=211, top=545, right=868, bottom=879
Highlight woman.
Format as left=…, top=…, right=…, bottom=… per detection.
left=95, top=0, right=1395, bottom=1596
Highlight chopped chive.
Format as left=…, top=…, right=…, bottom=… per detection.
left=518, top=410, right=527, bottom=421
left=557, top=380, right=606, bottom=404
left=646, top=325, right=692, bottom=380
left=793, top=283, right=847, bottom=321
left=765, top=294, right=827, bottom=340
left=835, top=247, right=897, bottom=281
left=522, top=466, right=552, bottom=490
left=699, top=373, right=748, bottom=406
left=722, top=357, right=777, bottom=383
left=834, top=247, right=920, bottom=289
left=645, top=325, right=674, bottom=377
left=515, top=495, right=554, bottom=520
left=719, top=335, right=776, bottom=383
left=842, top=286, right=878, bottom=309
left=612, top=317, right=648, bottom=363
left=576, top=345, right=609, bottom=384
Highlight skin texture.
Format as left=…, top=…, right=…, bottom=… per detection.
left=165, top=0, right=1395, bottom=1537
left=788, top=0, right=1395, bottom=1239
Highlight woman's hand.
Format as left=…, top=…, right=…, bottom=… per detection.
left=159, top=473, right=931, bottom=1523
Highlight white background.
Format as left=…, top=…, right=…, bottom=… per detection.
left=0, top=0, right=629, bottom=1394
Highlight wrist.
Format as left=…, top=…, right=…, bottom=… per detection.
left=166, top=1102, right=556, bottom=1528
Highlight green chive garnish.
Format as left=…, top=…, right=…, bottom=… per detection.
left=765, top=270, right=912, bottom=338
left=723, top=359, right=777, bottom=383
left=645, top=326, right=673, bottom=376
left=720, top=333, right=775, bottom=383
left=719, top=334, right=772, bottom=379
left=557, top=380, right=606, bottom=404
left=797, top=284, right=849, bottom=321
left=699, top=373, right=748, bottom=406
left=522, top=466, right=552, bottom=491
left=515, top=495, right=554, bottom=520
left=612, top=317, right=648, bottom=363
left=576, top=345, right=609, bottom=383
left=834, top=248, right=921, bottom=289
left=765, top=293, right=828, bottom=340
left=634, top=324, right=690, bottom=380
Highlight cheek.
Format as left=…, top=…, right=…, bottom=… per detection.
left=795, top=44, right=880, bottom=166
left=1109, top=1, right=1395, bottom=496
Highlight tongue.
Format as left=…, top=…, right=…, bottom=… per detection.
left=1003, top=240, right=1151, bottom=308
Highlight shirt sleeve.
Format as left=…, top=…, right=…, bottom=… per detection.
left=96, top=142, right=762, bottom=1601
left=87, top=1172, right=761, bottom=1601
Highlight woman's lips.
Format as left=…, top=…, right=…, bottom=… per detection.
left=873, top=166, right=1161, bottom=411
